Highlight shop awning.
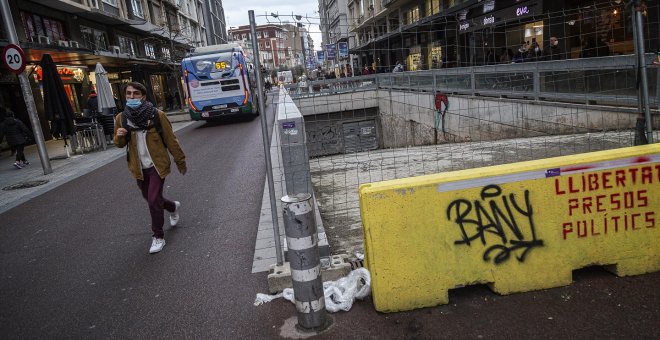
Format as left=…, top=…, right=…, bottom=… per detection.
left=21, top=45, right=173, bottom=69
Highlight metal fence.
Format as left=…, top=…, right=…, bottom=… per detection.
left=276, top=54, right=659, bottom=259
left=286, top=54, right=659, bottom=108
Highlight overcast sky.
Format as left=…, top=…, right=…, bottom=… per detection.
left=223, top=1, right=323, bottom=50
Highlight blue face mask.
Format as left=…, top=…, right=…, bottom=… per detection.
left=126, top=98, right=142, bottom=109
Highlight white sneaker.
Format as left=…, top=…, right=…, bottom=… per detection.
left=149, top=237, right=166, bottom=254
left=169, top=201, right=181, bottom=226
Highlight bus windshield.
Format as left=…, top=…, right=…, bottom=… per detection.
left=189, top=52, right=240, bottom=79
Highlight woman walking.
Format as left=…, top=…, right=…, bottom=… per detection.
left=0, top=110, right=32, bottom=169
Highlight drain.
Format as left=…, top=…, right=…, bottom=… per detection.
left=2, top=180, right=50, bottom=191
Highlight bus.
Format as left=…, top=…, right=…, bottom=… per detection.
left=181, top=43, right=259, bottom=121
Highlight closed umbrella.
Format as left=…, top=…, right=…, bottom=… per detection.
left=94, top=62, right=116, bottom=142
left=40, top=54, right=75, bottom=153
left=94, top=62, right=116, bottom=115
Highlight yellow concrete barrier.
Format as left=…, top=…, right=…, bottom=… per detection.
left=359, top=144, right=660, bottom=312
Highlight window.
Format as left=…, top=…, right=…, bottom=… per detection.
left=257, top=31, right=262, bottom=38
left=80, top=25, right=108, bottom=50
left=102, top=0, right=118, bottom=6
left=265, top=41, right=270, bottom=48
left=117, top=35, right=136, bottom=55
left=131, top=0, right=144, bottom=18
left=242, top=33, right=246, bottom=40
left=21, top=12, right=67, bottom=42
left=263, top=31, right=269, bottom=38
left=150, top=4, right=162, bottom=25
left=161, top=47, right=171, bottom=59
left=144, top=43, right=155, bottom=58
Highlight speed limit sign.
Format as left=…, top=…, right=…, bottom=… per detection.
left=2, top=44, right=27, bottom=74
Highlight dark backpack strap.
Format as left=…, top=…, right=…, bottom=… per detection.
left=122, top=114, right=132, bottom=162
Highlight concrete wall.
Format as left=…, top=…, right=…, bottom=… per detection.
left=294, top=90, right=379, bottom=116
left=359, top=144, right=660, bottom=313
left=304, top=108, right=379, bottom=157
left=380, top=90, right=654, bottom=146
left=294, top=89, right=659, bottom=151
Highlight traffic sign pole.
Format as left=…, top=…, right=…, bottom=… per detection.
left=0, top=0, right=51, bottom=174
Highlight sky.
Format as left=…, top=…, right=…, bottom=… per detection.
left=223, top=0, right=323, bottom=51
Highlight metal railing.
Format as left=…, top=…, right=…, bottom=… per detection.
left=286, top=54, right=659, bottom=108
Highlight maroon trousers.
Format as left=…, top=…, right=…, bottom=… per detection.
left=137, top=167, right=176, bottom=238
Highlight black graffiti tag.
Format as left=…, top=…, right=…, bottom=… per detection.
left=446, top=184, right=544, bottom=264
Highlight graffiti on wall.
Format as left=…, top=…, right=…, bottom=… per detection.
left=307, top=124, right=341, bottom=157
left=446, top=184, right=544, bottom=265
left=554, top=165, right=658, bottom=239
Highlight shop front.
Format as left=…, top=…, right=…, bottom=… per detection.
left=457, top=0, right=544, bottom=66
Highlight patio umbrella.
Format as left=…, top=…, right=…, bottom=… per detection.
left=40, top=54, right=75, bottom=151
left=94, top=62, right=116, bottom=115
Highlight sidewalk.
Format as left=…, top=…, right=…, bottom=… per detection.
left=0, top=113, right=193, bottom=215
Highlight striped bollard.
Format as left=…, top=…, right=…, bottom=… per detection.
left=281, top=194, right=328, bottom=331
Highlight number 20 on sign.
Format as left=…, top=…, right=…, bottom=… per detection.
left=2, top=44, right=27, bottom=74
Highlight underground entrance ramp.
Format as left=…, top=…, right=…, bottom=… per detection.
left=359, top=144, right=660, bottom=313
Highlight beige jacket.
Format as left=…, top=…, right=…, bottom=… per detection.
left=113, top=110, right=187, bottom=180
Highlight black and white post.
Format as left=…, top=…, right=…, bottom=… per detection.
left=281, top=193, right=328, bottom=331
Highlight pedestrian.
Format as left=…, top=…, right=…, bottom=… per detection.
left=392, top=61, right=404, bottom=72
left=165, top=92, right=174, bottom=111
left=114, top=81, right=187, bottom=254
left=512, top=42, right=529, bottom=63
left=0, top=110, right=32, bottom=169
left=173, top=92, right=181, bottom=109
left=529, top=40, right=543, bottom=61
left=499, top=48, right=513, bottom=63
left=86, top=90, right=98, bottom=116
left=362, top=66, right=370, bottom=76
left=543, top=36, right=562, bottom=60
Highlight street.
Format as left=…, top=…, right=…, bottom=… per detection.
left=0, top=94, right=658, bottom=339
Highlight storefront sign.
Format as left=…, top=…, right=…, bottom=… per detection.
left=458, top=0, right=542, bottom=33
left=338, top=42, right=349, bottom=59
left=317, top=51, right=325, bottom=63
left=34, top=66, right=86, bottom=82
left=516, top=6, right=530, bottom=16
left=459, top=21, right=471, bottom=31
left=326, top=44, right=336, bottom=60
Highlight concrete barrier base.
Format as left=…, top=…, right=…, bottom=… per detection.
left=267, top=254, right=352, bottom=294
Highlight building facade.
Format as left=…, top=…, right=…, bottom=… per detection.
left=0, top=0, right=227, bottom=140
left=318, top=0, right=353, bottom=70
left=229, top=24, right=291, bottom=70
left=346, top=0, right=659, bottom=72
left=202, top=0, right=228, bottom=44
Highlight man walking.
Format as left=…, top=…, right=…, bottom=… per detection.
left=114, top=82, right=187, bottom=254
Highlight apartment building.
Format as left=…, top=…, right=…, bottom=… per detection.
left=0, top=0, right=227, bottom=138
left=203, top=0, right=228, bottom=44
left=228, top=24, right=290, bottom=70
left=318, top=0, right=352, bottom=69
left=346, top=0, right=659, bottom=72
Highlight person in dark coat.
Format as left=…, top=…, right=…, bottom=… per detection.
left=543, top=36, right=563, bottom=60
left=165, top=92, right=174, bottom=111
left=0, top=110, right=32, bottom=169
left=87, top=91, right=99, bottom=116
